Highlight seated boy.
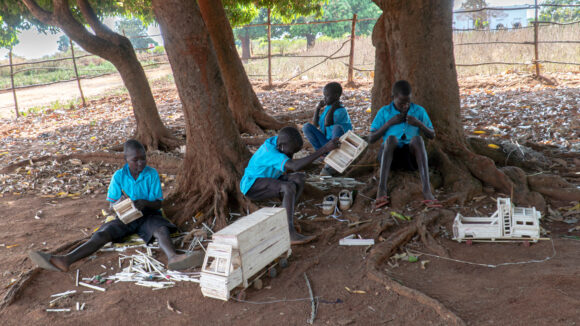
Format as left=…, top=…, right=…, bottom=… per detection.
left=302, top=82, right=352, bottom=176
left=240, top=127, right=339, bottom=245
left=368, top=80, right=440, bottom=208
left=29, top=140, right=197, bottom=271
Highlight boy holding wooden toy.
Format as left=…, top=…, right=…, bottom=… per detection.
left=29, top=140, right=197, bottom=271
left=302, top=82, right=353, bottom=176
left=240, top=127, right=339, bottom=245
left=368, top=80, right=440, bottom=209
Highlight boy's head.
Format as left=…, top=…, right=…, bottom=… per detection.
left=277, top=127, right=303, bottom=157
left=323, top=82, right=342, bottom=105
left=392, top=80, right=412, bottom=114
left=124, top=139, right=147, bottom=176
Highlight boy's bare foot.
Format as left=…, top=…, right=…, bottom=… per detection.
left=29, top=251, right=68, bottom=272
left=167, top=251, right=205, bottom=271
left=290, top=233, right=316, bottom=245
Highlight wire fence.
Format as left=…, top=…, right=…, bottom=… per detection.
left=1, top=2, right=579, bottom=119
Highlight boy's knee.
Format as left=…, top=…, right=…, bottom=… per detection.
left=302, top=123, right=315, bottom=133
left=280, top=181, right=297, bottom=195
left=410, top=136, right=425, bottom=148
left=287, top=172, right=305, bottom=184
left=386, top=135, right=398, bottom=147
left=92, top=230, right=112, bottom=243
left=153, top=226, right=170, bottom=237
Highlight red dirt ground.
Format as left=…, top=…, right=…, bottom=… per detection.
left=1, top=73, right=579, bottom=325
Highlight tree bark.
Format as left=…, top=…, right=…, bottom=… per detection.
left=21, top=0, right=179, bottom=150
left=370, top=0, right=542, bottom=207
left=152, top=0, right=251, bottom=228
left=240, top=28, right=251, bottom=62
left=197, top=0, right=286, bottom=135
left=306, top=33, right=316, bottom=49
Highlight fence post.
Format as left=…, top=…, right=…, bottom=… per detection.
left=347, top=13, right=357, bottom=86
left=9, top=48, right=19, bottom=119
left=70, top=40, right=87, bottom=107
left=533, top=0, right=540, bottom=77
left=267, top=7, right=272, bottom=87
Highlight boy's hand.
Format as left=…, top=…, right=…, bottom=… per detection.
left=316, top=100, right=325, bottom=109
left=389, top=114, right=406, bottom=126
left=133, top=200, right=147, bottom=211
left=322, top=138, right=340, bottom=152
left=406, top=115, right=421, bottom=127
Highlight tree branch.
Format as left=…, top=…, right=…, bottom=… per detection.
left=76, top=0, right=121, bottom=43
left=20, top=0, right=56, bottom=25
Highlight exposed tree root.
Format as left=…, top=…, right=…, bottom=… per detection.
left=134, top=125, right=181, bottom=152
left=0, top=237, right=89, bottom=312
left=366, top=210, right=465, bottom=325
left=1, top=152, right=183, bottom=175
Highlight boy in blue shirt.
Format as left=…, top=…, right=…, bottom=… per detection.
left=29, top=140, right=197, bottom=271
left=368, top=80, right=440, bottom=208
left=240, top=127, right=339, bottom=245
left=302, top=82, right=353, bottom=176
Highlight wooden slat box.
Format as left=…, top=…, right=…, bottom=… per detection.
left=112, top=198, right=142, bottom=224
left=324, top=131, right=368, bottom=173
left=200, top=207, right=291, bottom=300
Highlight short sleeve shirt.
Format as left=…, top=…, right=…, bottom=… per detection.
left=106, top=164, right=163, bottom=203
left=370, top=102, right=433, bottom=146
left=240, top=136, right=290, bottom=195
left=319, top=105, right=353, bottom=140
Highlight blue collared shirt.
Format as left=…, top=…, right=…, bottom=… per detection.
left=370, top=102, right=433, bottom=145
left=319, top=105, right=353, bottom=140
left=240, top=136, right=290, bottom=195
left=106, top=164, right=163, bottom=203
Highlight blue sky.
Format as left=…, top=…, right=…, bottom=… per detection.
left=1, top=0, right=535, bottom=60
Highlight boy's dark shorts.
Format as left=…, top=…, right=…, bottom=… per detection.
left=245, top=173, right=305, bottom=201
left=378, top=144, right=418, bottom=171
left=96, top=213, right=177, bottom=244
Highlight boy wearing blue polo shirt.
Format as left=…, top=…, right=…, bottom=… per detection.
left=29, top=140, right=197, bottom=272
left=302, top=82, right=352, bottom=176
left=241, top=127, right=339, bottom=245
left=368, top=80, right=440, bottom=208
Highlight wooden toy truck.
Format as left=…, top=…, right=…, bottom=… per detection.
left=200, top=207, right=291, bottom=301
left=453, top=198, right=542, bottom=243
left=324, top=131, right=368, bottom=173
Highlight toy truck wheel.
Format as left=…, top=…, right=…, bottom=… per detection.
left=279, top=258, right=289, bottom=269
left=269, top=267, right=277, bottom=278
left=522, top=240, right=530, bottom=247
left=253, top=278, right=263, bottom=290
left=236, top=290, right=247, bottom=301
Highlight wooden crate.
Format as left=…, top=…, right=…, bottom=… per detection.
left=200, top=207, right=291, bottom=301
left=324, top=131, right=368, bottom=173
left=112, top=198, right=142, bottom=224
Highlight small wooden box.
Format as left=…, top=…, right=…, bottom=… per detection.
left=324, top=131, right=368, bottom=173
left=200, top=207, right=291, bottom=301
left=112, top=198, right=143, bottom=224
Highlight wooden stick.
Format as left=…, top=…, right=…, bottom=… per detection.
left=78, top=282, right=106, bottom=292
left=304, top=273, right=316, bottom=324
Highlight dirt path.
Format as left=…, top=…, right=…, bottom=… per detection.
left=0, top=67, right=173, bottom=119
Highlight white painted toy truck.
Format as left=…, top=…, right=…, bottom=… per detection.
left=453, top=198, right=541, bottom=243
left=200, top=207, right=291, bottom=301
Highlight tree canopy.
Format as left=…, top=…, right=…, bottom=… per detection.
left=114, top=18, right=158, bottom=51
left=539, top=0, right=580, bottom=22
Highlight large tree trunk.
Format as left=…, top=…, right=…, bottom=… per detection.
left=152, top=0, right=251, bottom=228
left=240, top=28, right=251, bottom=62
left=21, top=0, right=179, bottom=150
left=370, top=0, right=545, bottom=206
left=197, top=0, right=286, bottom=134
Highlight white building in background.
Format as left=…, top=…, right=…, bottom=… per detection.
left=453, top=5, right=531, bottom=30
